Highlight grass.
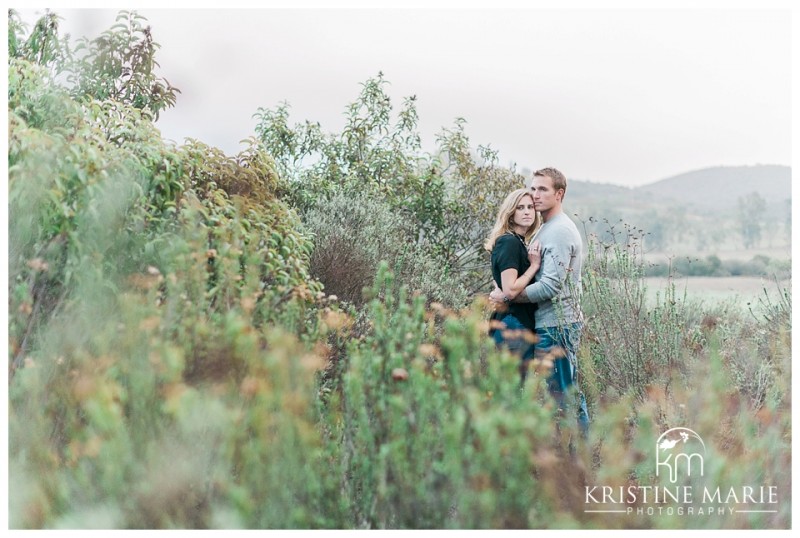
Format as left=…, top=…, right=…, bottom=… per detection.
left=644, top=276, right=790, bottom=311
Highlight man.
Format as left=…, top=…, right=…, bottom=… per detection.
left=490, top=167, right=589, bottom=433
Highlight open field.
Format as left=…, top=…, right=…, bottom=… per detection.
left=643, top=245, right=792, bottom=264
left=644, top=276, right=790, bottom=310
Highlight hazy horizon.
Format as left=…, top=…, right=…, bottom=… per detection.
left=13, top=6, right=791, bottom=188
left=573, top=163, right=792, bottom=188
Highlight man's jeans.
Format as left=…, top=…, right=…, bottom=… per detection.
left=531, top=322, right=590, bottom=435
left=492, top=316, right=589, bottom=434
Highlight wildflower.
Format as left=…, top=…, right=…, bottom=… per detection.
left=27, top=258, right=49, bottom=272
left=391, top=368, right=409, bottom=381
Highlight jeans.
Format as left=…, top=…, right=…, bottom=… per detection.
left=491, top=313, right=535, bottom=365
left=531, top=322, right=590, bottom=435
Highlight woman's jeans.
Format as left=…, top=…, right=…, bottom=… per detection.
left=491, top=313, right=535, bottom=362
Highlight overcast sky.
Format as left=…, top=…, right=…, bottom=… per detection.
left=15, top=4, right=792, bottom=187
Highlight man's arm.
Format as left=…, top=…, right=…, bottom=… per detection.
left=524, top=235, right=576, bottom=303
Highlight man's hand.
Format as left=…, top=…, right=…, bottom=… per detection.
left=489, top=284, right=507, bottom=312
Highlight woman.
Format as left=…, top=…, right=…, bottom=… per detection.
left=484, top=188, right=542, bottom=376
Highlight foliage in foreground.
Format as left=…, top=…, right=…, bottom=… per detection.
left=9, top=249, right=791, bottom=529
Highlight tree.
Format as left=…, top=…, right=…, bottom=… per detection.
left=254, top=74, right=524, bottom=296
left=68, top=10, right=180, bottom=120
left=737, top=192, right=766, bottom=249
left=783, top=198, right=791, bottom=244
left=8, top=9, right=68, bottom=70
left=8, top=9, right=180, bottom=121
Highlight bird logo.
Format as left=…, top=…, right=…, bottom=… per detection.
left=655, top=427, right=706, bottom=483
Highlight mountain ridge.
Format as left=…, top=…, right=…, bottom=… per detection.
left=569, top=164, right=790, bottom=213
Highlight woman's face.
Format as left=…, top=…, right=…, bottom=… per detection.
left=511, top=194, right=536, bottom=230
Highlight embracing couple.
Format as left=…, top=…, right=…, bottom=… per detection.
left=485, top=167, right=589, bottom=433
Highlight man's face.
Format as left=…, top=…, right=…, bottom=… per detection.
left=531, top=174, right=563, bottom=213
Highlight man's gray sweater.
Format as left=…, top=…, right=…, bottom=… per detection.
left=524, top=212, right=583, bottom=328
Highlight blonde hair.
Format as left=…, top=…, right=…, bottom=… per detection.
left=483, top=188, right=541, bottom=252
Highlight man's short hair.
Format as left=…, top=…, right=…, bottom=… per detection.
left=534, top=167, right=567, bottom=199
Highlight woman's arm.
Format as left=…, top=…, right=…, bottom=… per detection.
left=499, top=240, right=541, bottom=299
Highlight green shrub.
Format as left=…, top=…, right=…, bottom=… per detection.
left=9, top=12, right=326, bottom=529
left=645, top=255, right=791, bottom=279
left=580, top=235, right=690, bottom=402
left=302, top=190, right=468, bottom=308
left=318, top=264, right=575, bottom=528
left=254, top=73, right=525, bottom=296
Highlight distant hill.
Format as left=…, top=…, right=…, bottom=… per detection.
left=567, top=179, right=637, bottom=208
left=638, top=165, right=791, bottom=212
left=565, top=164, right=791, bottom=253
left=570, top=164, right=791, bottom=214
